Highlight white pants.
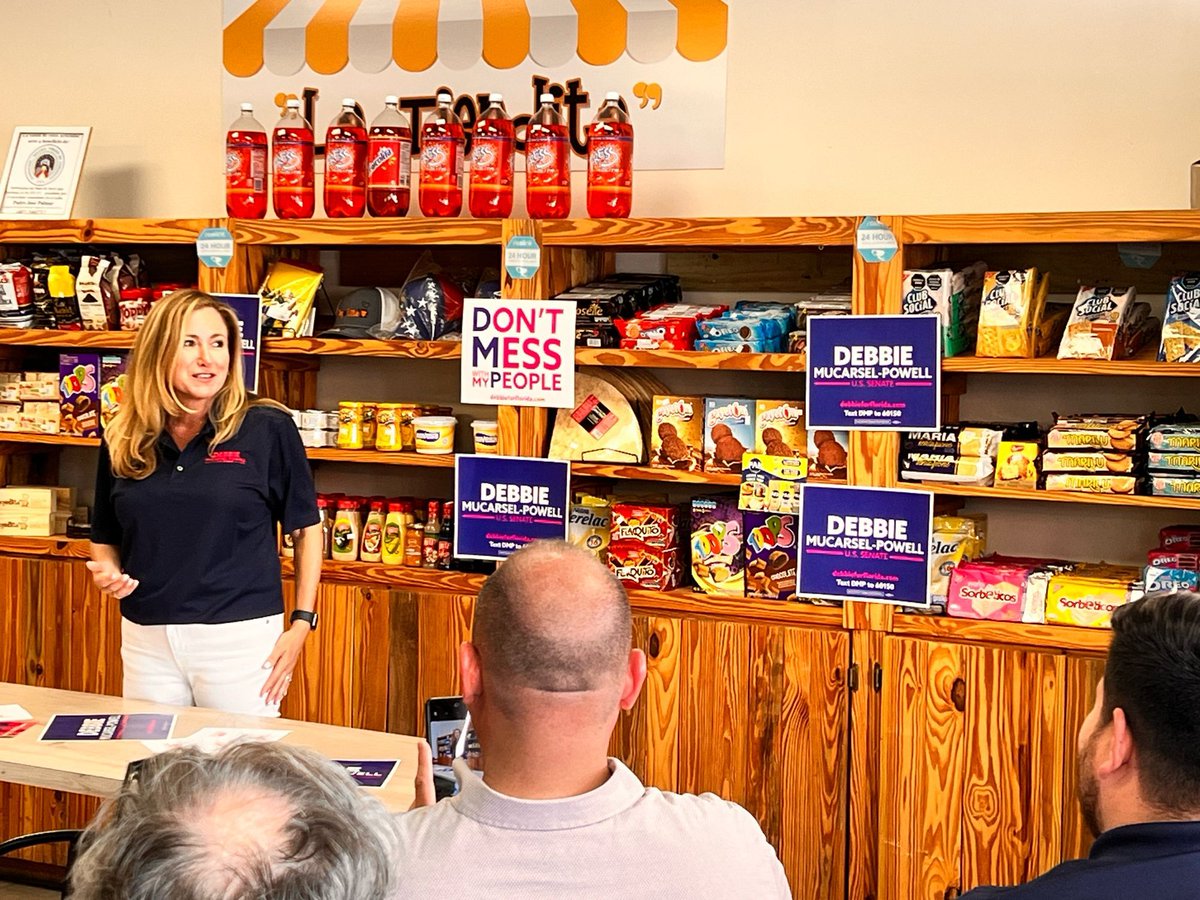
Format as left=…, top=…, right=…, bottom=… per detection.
left=121, top=614, right=284, bottom=718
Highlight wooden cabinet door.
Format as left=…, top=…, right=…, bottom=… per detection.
left=1060, top=653, right=1106, bottom=861
left=877, top=637, right=1067, bottom=900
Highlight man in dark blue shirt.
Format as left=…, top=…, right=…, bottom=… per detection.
left=963, top=590, right=1200, bottom=898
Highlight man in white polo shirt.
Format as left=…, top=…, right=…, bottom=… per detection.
left=396, top=540, right=791, bottom=898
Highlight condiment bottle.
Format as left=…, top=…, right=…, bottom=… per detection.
left=382, top=501, right=406, bottom=565
left=437, top=500, right=454, bottom=570
left=331, top=499, right=361, bottom=562
left=422, top=499, right=441, bottom=568
left=316, top=496, right=332, bottom=558
left=403, top=501, right=424, bottom=567
left=360, top=499, right=385, bottom=563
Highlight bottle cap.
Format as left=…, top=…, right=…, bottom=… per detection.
left=240, top=102, right=254, bottom=113
left=436, top=92, right=452, bottom=104
left=489, top=93, right=504, bottom=103
left=385, top=95, right=399, bottom=105
left=539, top=93, right=555, bottom=103
left=605, top=92, right=621, bottom=101
left=342, top=98, right=356, bottom=107
left=286, top=98, right=301, bottom=108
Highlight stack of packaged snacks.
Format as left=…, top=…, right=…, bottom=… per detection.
left=607, top=502, right=681, bottom=591
left=703, top=398, right=754, bottom=474
left=790, top=292, right=852, bottom=354
left=1158, top=273, right=1200, bottom=363
left=1043, top=564, right=1143, bottom=628
left=1057, top=286, right=1156, bottom=361
left=899, top=425, right=1004, bottom=485
left=947, top=558, right=1050, bottom=622
left=690, top=496, right=744, bottom=596
left=616, top=303, right=725, bottom=350
left=1042, top=414, right=1146, bottom=495
left=1148, top=422, right=1200, bottom=497
left=559, top=274, right=681, bottom=348
left=976, top=268, right=1066, bottom=358
left=902, top=262, right=986, bottom=358
left=1145, top=525, right=1200, bottom=593
left=931, top=514, right=988, bottom=609
left=694, top=302, right=795, bottom=353
left=649, top=395, right=703, bottom=471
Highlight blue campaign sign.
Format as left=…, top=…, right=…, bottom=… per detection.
left=214, top=293, right=261, bottom=393
left=806, top=314, right=941, bottom=431
left=455, top=455, right=570, bottom=560
left=799, top=484, right=933, bottom=607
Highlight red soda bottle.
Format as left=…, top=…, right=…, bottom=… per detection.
left=324, top=99, right=367, bottom=218
left=525, top=93, right=571, bottom=219
left=468, top=94, right=515, bottom=218
left=225, top=103, right=267, bottom=218
left=586, top=92, right=633, bottom=218
left=418, top=93, right=464, bottom=218
left=367, top=96, right=411, bottom=217
left=272, top=99, right=315, bottom=219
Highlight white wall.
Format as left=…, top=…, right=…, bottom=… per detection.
left=4, top=0, right=1200, bottom=217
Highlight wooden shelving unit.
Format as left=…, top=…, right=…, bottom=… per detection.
left=908, top=481, right=1200, bottom=511
left=0, top=432, right=98, bottom=447
left=576, top=346, right=805, bottom=371
left=305, top=448, right=455, bottom=467
left=571, top=462, right=740, bottom=485
left=264, top=337, right=462, bottom=359
left=230, top=218, right=503, bottom=246
left=943, top=351, right=1200, bottom=377
left=539, top=215, right=859, bottom=247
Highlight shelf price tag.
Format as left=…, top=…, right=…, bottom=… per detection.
left=461, top=297, right=576, bottom=408
left=196, top=227, right=234, bottom=268
left=806, top=314, right=941, bottom=431
left=454, top=455, right=570, bottom=561
left=798, top=484, right=933, bottom=607
left=856, top=216, right=898, bottom=263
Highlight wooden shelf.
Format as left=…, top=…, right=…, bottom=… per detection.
left=902, top=210, right=1200, bottom=244
left=0, top=534, right=90, bottom=559
left=0, top=328, right=135, bottom=349
left=892, top=611, right=1113, bottom=653
left=0, top=432, right=98, bottom=447
left=540, top=216, right=857, bottom=248
left=264, top=336, right=461, bottom=359
left=571, top=462, right=740, bottom=485
left=944, top=351, right=1199, bottom=377
left=908, top=482, right=1200, bottom=511
left=576, top=346, right=806, bottom=371
left=0, top=218, right=219, bottom=244
left=230, top=218, right=503, bottom=246
left=305, top=448, right=456, bottom=467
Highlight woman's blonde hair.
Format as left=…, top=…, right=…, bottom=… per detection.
left=105, top=289, right=276, bottom=479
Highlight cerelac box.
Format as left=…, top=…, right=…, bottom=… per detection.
left=59, top=353, right=100, bottom=438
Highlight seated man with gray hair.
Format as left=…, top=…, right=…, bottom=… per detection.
left=69, top=741, right=401, bottom=900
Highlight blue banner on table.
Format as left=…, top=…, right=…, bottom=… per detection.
left=215, top=293, right=262, bottom=394
left=806, top=314, right=941, bottom=431
left=455, top=455, right=570, bottom=561
left=40, top=713, right=175, bottom=742
left=335, top=760, right=398, bottom=788
left=798, top=484, right=933, bottom=607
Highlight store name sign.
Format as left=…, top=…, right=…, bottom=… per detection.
left=461, top=297, right=576, bottom=409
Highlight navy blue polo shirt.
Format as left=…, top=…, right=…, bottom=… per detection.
left=92, top=406, right=319, bottom=625
left=960, top=821, right=1200, bottom=899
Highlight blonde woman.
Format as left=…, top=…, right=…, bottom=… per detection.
left=88, top=290, right=321, bottom=716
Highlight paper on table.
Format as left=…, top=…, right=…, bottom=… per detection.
left=0, top=705, right=32, bottom=721
left=142, top=727, right=290, bottom=754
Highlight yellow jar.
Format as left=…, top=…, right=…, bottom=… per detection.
left=375, top=403, right=403, bottom=451
left=361, top=403, right=378, bottom=448
left=471, top=420, right=499, bottom=454
left=397, top=404, right=420, bottom=451
left=413, top=416, right=457, bottom=454
left=336, top=402, right=364, bottom=450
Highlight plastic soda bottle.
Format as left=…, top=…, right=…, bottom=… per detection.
left=367, top=96, right=412, bottom=217
left=525, top=93, right=571, bottom=219
left=225, top=103, right=267, bottom=218
left=468, top=94, right=515, bottom=218
left=586, top=92, right=633, bottom=218
left=418, top=93, right=465, bottom=217
left=324, top=99, right=367, bottom=218
left=272, top=99, right=315, bottom=219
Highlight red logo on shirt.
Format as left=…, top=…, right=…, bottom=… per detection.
left=205, top=451, right=247, bottom=465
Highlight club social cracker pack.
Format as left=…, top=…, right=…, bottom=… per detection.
left=901, top=263, right=986, bottom=358
left=703, top=398, right=754, bottom=474
left=1159, top=273, right=1200, bottom=363
left=690, top=496, right=744, bottom=596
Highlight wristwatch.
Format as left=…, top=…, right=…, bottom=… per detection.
left=289, top=609, right=319, bottom=631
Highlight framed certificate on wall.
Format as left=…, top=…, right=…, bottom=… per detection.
left=0, top=126, right=91, bottom=219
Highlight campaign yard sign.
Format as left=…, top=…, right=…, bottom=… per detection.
left=461, top=297, right=575, bottom=408
left=455, top=455, right=570, bottom=561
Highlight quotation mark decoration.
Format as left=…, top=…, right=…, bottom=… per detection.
left=632, top=82, right=663, bottom=110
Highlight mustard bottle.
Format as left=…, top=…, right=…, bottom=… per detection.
left=360, top=500, right=385, bottom=563
left=382, top=501, right=406, bottom=564
left=331, top=500, right=361, bottom=562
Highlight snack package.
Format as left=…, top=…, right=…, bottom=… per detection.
left=1159, top=273, right=1200, bottom=363
left=947, top=560, right=1036, bottom=621
left=1058, top=286, right=1136, bottom=360
left=1044, top=473, right=1141, bottom=495
left=650, top=395, right=703, bottom=471
left=567, top=498, right=611, bottom=561
left=1041, top=449, right=1137, bottom=474
left=59, top=353, right=100, bottom=438
left=1161, top=525, right=1200, bottom=551
left=99, top=354, right=127, bottom=434
left=0, top=262, right=34, bottom=328
left=739, top=452, right=806, bottom=514
left=743, top=511, right=798, bottom=600
left=977, top=269, right=1041, bottom=358
left=902, top=426, right=1003, bottom=458
left=1148, top=423, right=1200, bottom=452
left=259, top=260, right=323, bottom=338
left=900, top=452, right=995, bottom=484
left=1047, top=415, right=1145, bottom=452
left=690, top=497, right=745, bottom=596
left=610, top=503, right=678, bottom=549
left=931, top=516, right=986, bottom=603
left=754, top=400, right=806, bottom=457
left=1148, top=451, right=1200, bottom=473
left=76, top=255, right=117, bottom=331
left=1044, top=573, right=1137, bottom=628
left=995, top=441, right=1040, bottom=487
left=703, top=398, right=754, bottom=474
left=1148, top=549, right=1200, bottom=569
left=1144, top=565, right=1199, bottom=593
left=902, top=263, right=986, bottom=358
left=607, top=542, right=681, bottom=591
left=807, top=429, right=849, bottom=483
left=1150, top=475, right=1200, bottom=497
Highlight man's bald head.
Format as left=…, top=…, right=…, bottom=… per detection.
left=473, top=541, right=632, bottom=697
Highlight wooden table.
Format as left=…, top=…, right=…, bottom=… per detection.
left=0, top=683, right=419, bottom=812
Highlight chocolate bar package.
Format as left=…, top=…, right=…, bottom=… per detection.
left=59, top=353, right=100, bottom=438
left=1159, top=273, right=1200, bottom=363
left=743, top=511, right=798, bottom=600
left=703, top=397, right=754, bottom=474
left=690, top=496, right=744, bottom=596
left=650, top=395, right=703, bottom=472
